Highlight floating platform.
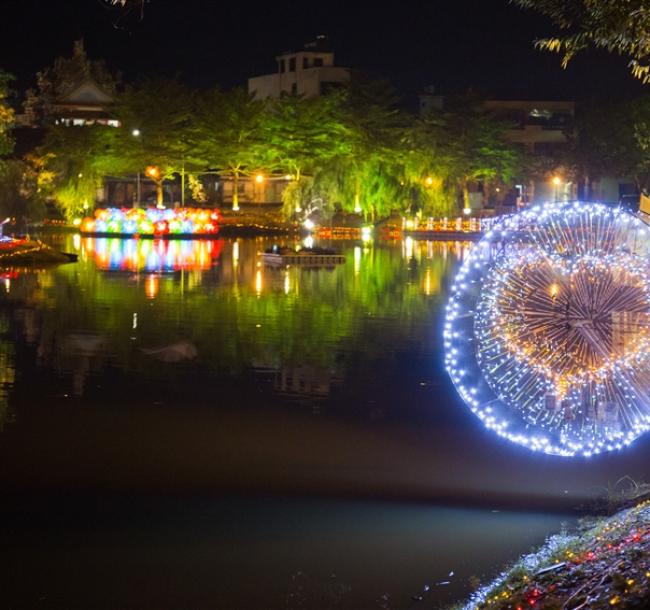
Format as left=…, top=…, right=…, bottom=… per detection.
left=262, top=251, right=346, bottom=266
left=403, top=230, right=483, bottom=241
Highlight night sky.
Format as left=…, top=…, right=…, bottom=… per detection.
left=1, top=0, right=647, bottom=103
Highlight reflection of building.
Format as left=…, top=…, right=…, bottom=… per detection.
left=248, top=36, right=350, bottom=99
left=274, top=366, right=333, bottom=399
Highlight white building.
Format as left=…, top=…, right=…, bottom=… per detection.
left=248, top=36, right=350, bottom=99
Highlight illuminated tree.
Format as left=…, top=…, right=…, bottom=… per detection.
left=39, top=126, right=111, bottom=220
left=196, top=87, right=266, bottom=210
left=262, top=92, right=352, bottom=215
left=513, top=0, right=650, bottom=82
left=110, top=79, right=205, bottom=204
left=0, top=71, right=14, bottom=165
left=405, top=96, right=520, bottom=214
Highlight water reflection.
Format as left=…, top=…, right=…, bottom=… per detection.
left=82, top=237, right=223, bottom=272
left=2, top=237, right=469, bottom=406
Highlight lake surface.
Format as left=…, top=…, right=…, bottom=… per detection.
left=0, top=234, right=649, bottom=609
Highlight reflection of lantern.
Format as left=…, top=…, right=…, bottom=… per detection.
left=145, top=274, right=159, bottom=299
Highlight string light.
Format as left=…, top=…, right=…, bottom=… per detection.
left=445, top=202, right=650, bottom=457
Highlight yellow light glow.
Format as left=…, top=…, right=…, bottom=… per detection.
left=255, top=174, right=265, bottom=184
left=549, top=283, right=560, bottom=298
left=425, top=177, right=434, bottom=186
left=145, top=166, right=160, bottom=179
left=552, top=176, right=562, bottom=186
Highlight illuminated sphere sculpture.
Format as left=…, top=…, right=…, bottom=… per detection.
left=445, top=202, right=650, bottom=456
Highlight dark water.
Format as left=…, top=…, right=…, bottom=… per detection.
left=0, top=234, right=648, bottom=609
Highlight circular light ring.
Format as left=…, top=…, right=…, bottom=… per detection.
left=445, top=202, right=650, bottom=456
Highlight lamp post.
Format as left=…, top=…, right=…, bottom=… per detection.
left=552, top=175, right=562, bottom=202
left=132, top=129, right=142, bottom=207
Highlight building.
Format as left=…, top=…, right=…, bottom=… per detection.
left=485, top=100, right=575, bottom=204
left=248, top=36, right=350, bottom=99
left=48, top=80, right=118, bottom=127
left=19, top=40, right=119, bottom=128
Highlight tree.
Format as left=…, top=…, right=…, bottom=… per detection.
left=568, top=95, right=650, bottom=194
left=39, top=125, right=112, bottom=220
left=109, top=79, right=206, bottom=205
left=411, top=96, right=520, bottom=212
left=513, top=0, right=650, bottom=82
left=317, top=77, right=408, bottom=220
left=196, top=87, right=266, bottom=210
left=262, top=92, right=352, bottom=215
left=0, top=71, right=14, bottom=165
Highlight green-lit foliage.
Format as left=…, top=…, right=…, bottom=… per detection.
left=0, top=159, right=46, bottom=220
left=513, top=0, right=650, bottom=82
left=40, top=126, right=109, bottom=220
left=0, top=71, right=14, bottom=167
left=195, top=87, right=267, bottom=208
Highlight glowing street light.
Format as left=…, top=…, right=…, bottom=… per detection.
left=255, top=173, right=265, bottom=184
left=131, top=128, right=141, bottom=137
left=552, top=175, right=563, bottom=202
left=145, top=166, right=160, bottom=180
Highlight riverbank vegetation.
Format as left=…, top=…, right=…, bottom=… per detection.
left=2, top=66, right=524, bottom=222
left=456, top=496, right=650, bottom=610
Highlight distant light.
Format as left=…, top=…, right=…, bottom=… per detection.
left=405, top=219, right=415, bottom=230
left=425, top=176, right=434, bottom=187
left=463, top=207, right=471, bottom=216
left=303, top=219, right=315, bottom=230
left=552, top=176, right=562, bottom=186
left=255, top=174, right=265, bottom=184
left=549, top=283, right=560, bottom=298
left=284, top=174, right=293, bottom=181
left=303, top=235, right=314, bottom=249
left=354, top=204, right=362, bottom=213
left=361, top=226, right=372, bottom=242
left=132, top=129, right=141, bottom=137
left=145, top=166, right=160, bottom=179
left=72, top=218, right=82, bottom=227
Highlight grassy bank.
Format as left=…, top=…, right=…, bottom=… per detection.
left=456, top=499, right=650, bottom=610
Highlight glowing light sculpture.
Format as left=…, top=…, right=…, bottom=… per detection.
left=81, top=207, right=220, bottom=237
left=445, top=202, right=650, bottom=456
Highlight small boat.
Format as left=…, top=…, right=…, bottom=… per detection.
left=262, top=245, right=346, bottom=266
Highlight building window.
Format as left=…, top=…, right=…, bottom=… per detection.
left=303, top=57, right=309, bottom=69
left=279, top=59, right=286, bottom=73
left=314, top=57, right=323, bottom=67
left=291, top=83, right=298, bottom=96
left=289, top=57, right=296, bottom=72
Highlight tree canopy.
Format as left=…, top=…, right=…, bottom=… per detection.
left=513, top=0, right=650, bottom=82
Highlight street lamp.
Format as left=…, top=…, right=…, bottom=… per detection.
left=132, top=129, right=142, bottom=206
left=146, top=166, right=163, bottom=207
left=552, top=175, right=562, bottom=201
